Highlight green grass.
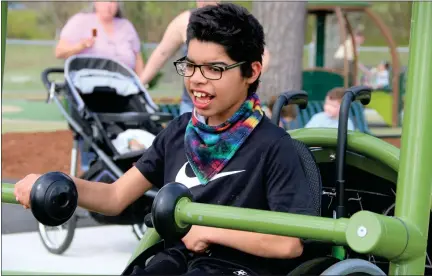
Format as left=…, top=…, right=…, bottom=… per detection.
left=2, top=99, right=65, bottom=121
left=2, top=43, right=410, bottom=101
left=2, top=44, right=184, bottom=100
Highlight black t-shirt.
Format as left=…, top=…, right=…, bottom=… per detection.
left=135, top=113, right=316, bottom=274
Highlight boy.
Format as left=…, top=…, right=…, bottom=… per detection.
left=15, top=4, right=315, bottom=275
left=305, top=87, right=355, bottom=131
left=139, top=1, right=271, bottom=115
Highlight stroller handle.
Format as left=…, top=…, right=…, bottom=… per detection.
left=41, top=67, right=65, bottom=90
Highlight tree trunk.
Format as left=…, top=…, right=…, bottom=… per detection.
left=252, top=2, right=307, bottom=103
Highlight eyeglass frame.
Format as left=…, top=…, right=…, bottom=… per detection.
left=173, top=56, right=246, bottom=80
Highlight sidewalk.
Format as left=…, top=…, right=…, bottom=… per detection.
left=2, top=225, right=140, bottom=275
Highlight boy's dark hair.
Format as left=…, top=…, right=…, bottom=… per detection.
left=187, top=3, right=265, bottom=95
left=327, top=87, right=346, bottom=102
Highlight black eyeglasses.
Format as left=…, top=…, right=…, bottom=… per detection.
left=173, top=56, right=246, bottom=80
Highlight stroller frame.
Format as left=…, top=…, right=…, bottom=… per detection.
left=39, top=55, right=172, bottom=255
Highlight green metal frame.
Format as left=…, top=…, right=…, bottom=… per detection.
left=2, top=2, right=432, bottom=276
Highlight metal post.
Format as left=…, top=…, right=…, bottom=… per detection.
left=391, top=2, right=432, bottom=275
left=315, top=12, right=326, bottom=67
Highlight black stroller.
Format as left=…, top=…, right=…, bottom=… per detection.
left=40, top=55, right=173, bottom=255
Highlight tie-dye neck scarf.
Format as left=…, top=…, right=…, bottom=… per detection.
left=184, top=93, right=264, bottom=185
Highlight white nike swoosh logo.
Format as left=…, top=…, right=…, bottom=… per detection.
left=175, top=162, right=245, bottom=189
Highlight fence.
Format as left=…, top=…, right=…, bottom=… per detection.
left=3, top=39, right=410, bottom=100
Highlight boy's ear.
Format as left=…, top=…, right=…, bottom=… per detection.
left=246, top=61, right=262, bottom=85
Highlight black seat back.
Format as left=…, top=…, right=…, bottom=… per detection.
left=80, top=87, right=146, bottom=114
left=291, top=139, right=322, bottom=216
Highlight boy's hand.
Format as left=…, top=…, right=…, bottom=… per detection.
left=14, top=174, right=41, bottom=209
left=181, top=225, right=211, bottom=253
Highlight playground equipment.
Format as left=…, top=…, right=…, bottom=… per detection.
left=2, top=1, right=432, bottom=275
left=306, top=1, right=403, bottom=127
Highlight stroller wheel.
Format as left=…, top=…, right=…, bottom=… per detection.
left=132, top=222, right=148, bottom=240
left=38, top=213, right=77, bottom=255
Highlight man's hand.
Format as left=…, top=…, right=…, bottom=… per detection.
left=181, top=225, right=211, bottom=253
left=14, top=174, right=41, bottom=209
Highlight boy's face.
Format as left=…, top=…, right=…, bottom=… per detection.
left=184, top=39, right=261, bottom=125
left=323, top=96, right=341, bottom=118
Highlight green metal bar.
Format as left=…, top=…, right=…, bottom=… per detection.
left=173, top=200, right=415, bottom=260
left=346, top=211, right=415, bottom=261
left=1, top=1, right=8, bottom=85
left=177, top=201, right=349, bottom=245
left=390, top=2, right=432, bottom=275
left=315, top=13, right=326, bottom=67
left=2, top=183, right=17, bottom=204
left=289, top=128, right=400, bottom=172
left=127, top=228, right=161, bottom=265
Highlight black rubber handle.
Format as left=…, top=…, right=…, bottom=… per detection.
left=41, top=67, right=64, bottom=90
left=270, top=90, right=308, bottom=126
left=335, top=85, right=372, bottom=219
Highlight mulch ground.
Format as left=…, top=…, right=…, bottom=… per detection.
left=1, top=130, right=401, bottom=181
left=2, top=130, right=83, bottom=180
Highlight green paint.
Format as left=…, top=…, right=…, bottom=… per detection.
left=173, top=200, right=413, bottom=260
left=311, top=148, right=398, bottom=184
left=127, top=228, right=161, bottom=265
left=390, top=2, right=432, bottom=275
left=289, top=128, right=400, bottom=172
left=2, top=183, right=16, bottom=204
left=2, top=1, right=8, bottom=85
left=176, top=200, right=349, bottom=245
left=332, top=245, right=346, bottom=260
left=346, top=211, right=408, bottom=260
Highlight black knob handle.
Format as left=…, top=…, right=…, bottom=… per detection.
left=30, top=172, right=78, bottom=226
left=151, top=182, right=193, bottom=241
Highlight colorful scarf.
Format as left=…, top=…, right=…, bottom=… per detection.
left=184, top=93, right=264, bottom=185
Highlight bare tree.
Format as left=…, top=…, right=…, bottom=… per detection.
left=253, top=2, right=307, bottom=103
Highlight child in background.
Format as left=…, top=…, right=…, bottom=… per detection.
left=263, top=96, right=298, bottom=130
left=361, top=61, right=390, bottom=89
left=305, top=87, right=355, bottom=131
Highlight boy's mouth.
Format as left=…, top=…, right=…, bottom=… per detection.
left=192, top=90, right=215, bottom=109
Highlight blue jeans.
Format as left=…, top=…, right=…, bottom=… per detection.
left=79, top=139, right=96, bottom=172
left=180, top=100, right=193, bottom=115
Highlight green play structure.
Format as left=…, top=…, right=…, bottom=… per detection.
left=2, top=1, right=432, bottom=275
left=305, top=1, right=405, bottom=127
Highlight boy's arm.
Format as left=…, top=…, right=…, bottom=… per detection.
left=206, top=227, right=303, bottom=259
left=186, top=135, right=315, bottom=259
left=15, top=120, right=170, bottom=216
left=14, top=168, right=153, bottom=216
